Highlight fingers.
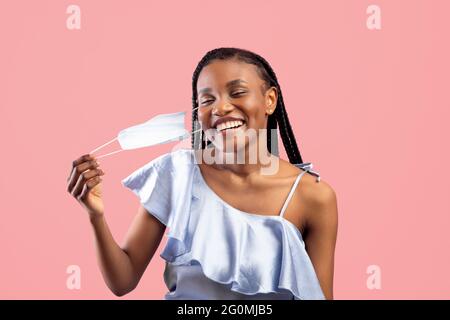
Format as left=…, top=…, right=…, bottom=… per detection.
left=67, top=154, right=95, bottom=183
left=67, top=158, right=99, bottom=192
left=68, top=154, right=94, bottom=179
left=67, top=154, right=104, bottom=195
left=72, top=154, right=94, bottom=167
left=70, top=167, right=104, bottom=199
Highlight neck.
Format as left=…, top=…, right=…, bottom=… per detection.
left=195, top=143, right=278, bottom=178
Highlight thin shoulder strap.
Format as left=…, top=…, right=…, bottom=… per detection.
left=279, top=171, right=306, bottom=218
left=279, top=162, right=321, bottom=218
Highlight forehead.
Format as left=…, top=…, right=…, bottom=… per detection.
left=197, top=59, right=262, bottom=92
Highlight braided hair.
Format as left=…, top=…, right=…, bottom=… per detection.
left=191, top=47, right=303, bottom=164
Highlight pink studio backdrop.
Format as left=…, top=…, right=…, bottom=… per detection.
left=0, top=0, right=449, bottom=299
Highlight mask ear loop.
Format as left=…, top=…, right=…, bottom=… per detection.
left=89, top=137, right=119, bottom=155
left=89, top=106, right=203, bottom=159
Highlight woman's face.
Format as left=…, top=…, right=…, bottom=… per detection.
left=196, top=59, right=277, bottom=154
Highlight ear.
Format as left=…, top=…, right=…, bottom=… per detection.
left=265, top=86, right=278, bottom=115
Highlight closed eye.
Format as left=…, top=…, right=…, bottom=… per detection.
left=201, top=100, right=214, bottom=105
left=231, top=91, right=246, bottom=97
left=200, top=91, right=247, bottom=105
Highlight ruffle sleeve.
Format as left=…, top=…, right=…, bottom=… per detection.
left=121, top=153, right=169, bottom=225
left=121, top=149, right=196, bottom=258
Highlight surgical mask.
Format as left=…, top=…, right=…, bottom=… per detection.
left=90, top=108, right=201, bottom=159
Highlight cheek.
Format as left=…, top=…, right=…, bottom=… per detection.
left=242, top=102, right=266, bottom=123
left=243, top=96, right=265, bottom=114
left=197, top=109, right=210, bottom=126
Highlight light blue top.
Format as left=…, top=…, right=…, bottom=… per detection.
left=121, top=148, right=325, bottom=300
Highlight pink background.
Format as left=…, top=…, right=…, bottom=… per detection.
left=1, top=0, right=449, bottom=299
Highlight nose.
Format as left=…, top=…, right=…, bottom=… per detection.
left=212, top=101, right=234, bottom=116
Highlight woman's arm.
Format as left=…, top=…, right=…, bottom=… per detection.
left=68, top=154, right=167, bottom=296
left=89, top=205, right=166, bottom=297
left=302, top=178, right=339, bottom=300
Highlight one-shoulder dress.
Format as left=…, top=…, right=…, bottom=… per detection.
left=121, top=148, right=325, bottom=300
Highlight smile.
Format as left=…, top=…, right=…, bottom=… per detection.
left=216, top=120, right=245, bottom=132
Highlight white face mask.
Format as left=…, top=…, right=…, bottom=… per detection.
left=90, top=109, right=200, bottom=159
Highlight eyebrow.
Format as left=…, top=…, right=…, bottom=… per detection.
left=198, top=79, right=248, bottom=95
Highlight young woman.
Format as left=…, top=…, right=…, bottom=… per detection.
left=67, top=47, right=338, bottom=300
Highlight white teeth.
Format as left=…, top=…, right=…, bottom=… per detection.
left=217, top=120, right=244, bottom=131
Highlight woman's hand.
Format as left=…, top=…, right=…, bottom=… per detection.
left=67, top=154, right=105, bottom=218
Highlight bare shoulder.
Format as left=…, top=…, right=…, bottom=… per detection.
left=301, top=173, right=336, bottom=208
left=278, top=158, right=337, bottom=209
left=298, top=171, right=338, bottom=231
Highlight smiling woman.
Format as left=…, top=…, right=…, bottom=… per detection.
left=123, top=47, right=338, bottom=300
left=183, top=48, right=337, bottom=299
left=69, top=47, right=338, bottom=300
